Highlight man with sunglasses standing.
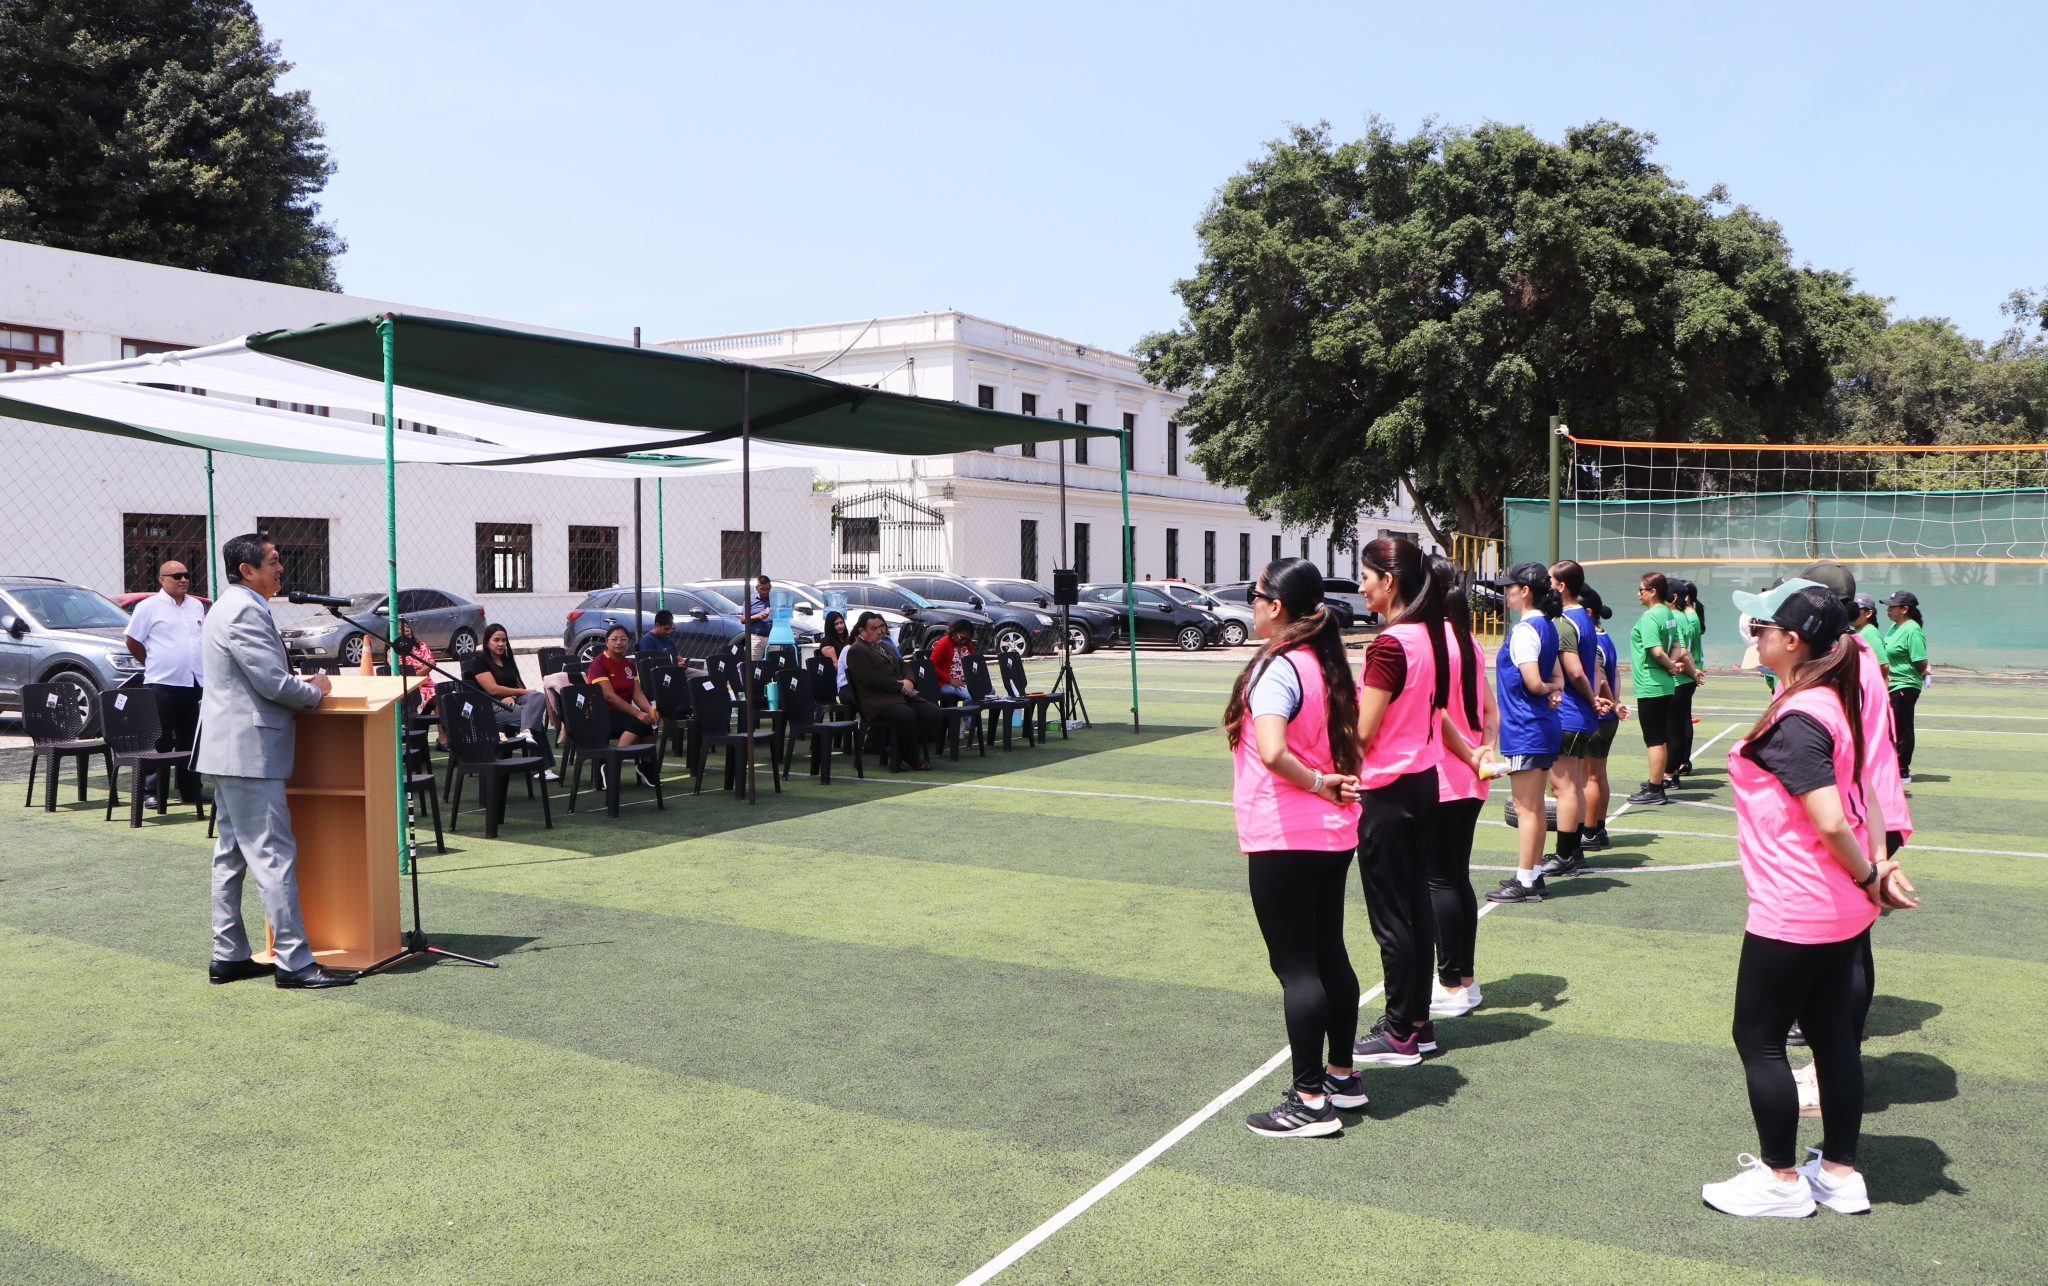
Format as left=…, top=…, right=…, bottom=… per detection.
left=124, top=558, right=209, bottom=808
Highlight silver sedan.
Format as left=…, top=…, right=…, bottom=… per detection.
left=279, top=587, right=487, bottom=669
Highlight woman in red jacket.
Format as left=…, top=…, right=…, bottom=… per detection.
left=928, top=620, right=973, bottom=701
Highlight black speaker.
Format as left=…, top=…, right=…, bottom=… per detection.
left=1052, top=569, right=1079, bottom=605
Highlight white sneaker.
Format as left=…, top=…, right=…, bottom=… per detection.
left=1430, top=982, right=1481, bottom=1017
left=1797, top=1148, right=1871, bottom=1214
left=1702, top=1154, right=1816, bottom=1218
left=1793, top=1061, right=1821, bottom=1118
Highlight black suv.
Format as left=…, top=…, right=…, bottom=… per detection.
left=885, top=573, right=1063, bottom=657
left=967, top=577, right=1120, bottom=655
left=816, top=579, right=994, bottom=654
left=1079, top=583, right=1225, bottom=650
left=563, top=585, right=818, bottom=665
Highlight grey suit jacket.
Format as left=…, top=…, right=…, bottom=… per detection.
left=195, top=585, right=325, bottom=779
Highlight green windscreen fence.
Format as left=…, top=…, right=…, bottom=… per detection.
left=1505, top=492, right=2048, bottom=675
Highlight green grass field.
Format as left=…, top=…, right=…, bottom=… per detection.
left=2, top=655, right=2043, bottom=1284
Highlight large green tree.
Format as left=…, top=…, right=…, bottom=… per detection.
left=1138, top=120, right=1885, bottom=543
left=0, top=0, right=344, bottom=289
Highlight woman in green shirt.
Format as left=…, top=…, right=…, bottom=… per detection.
left=1882, top=591, right=1928, bottom=783
left=1669, top=579, right=1706, bottom=780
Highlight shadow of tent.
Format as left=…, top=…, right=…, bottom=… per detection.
left=1478, top=973, right=1571, bottom=1013
left=1858, top=1134, right=1966, bottom=1205
left=1864, top=1051, right=1959, bottom=1112
left=1865, top=994, right=1943, bottom=1038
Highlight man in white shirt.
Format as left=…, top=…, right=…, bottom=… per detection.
left=124, top=559, right=209, bottom=806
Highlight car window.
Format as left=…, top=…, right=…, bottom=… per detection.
left=892, top=586, right=932, bottom=608
left=696, top=587, right=742, bottom=613
left=892, top=577, right=932, bottom=597
left=12, top=585, right=130, bottom=630
left=395, top=590, right=422, bottom=613
left=1084, top=587, right=1125, bottom=605
left=1133, top=587, right=1172, bottom=607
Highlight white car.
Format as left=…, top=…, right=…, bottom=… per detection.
left=1155, top=582, right=1255, bottom=646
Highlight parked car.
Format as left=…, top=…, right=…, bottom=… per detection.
left=1078, top=583, right=1225, bottom=650
left=1155, top=581, right=1255, bottom=646
left=693, top=579, right=918, bottom=655
left=1318, top=577, right=1377, bottom=628
left=564, top=584, right=819, bottom=666
left=884, top=573, right=1064, bottom=657
left=278, top=587, right=486, bottom=669
left=816, top=579, right=996, bottom=655
left=1208, top=580, right=1376, bottom=629
left=116, top=591, right=212, bottom=613
left=0, top=575, right=146, bottom=735
left=965, top=578, right=1120, bottom=655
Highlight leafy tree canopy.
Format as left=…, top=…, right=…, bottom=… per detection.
left=0, top=0, right=344, bottom=289
left=1138, top=120, right=1885, bottom=543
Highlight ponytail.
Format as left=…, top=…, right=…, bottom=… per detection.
left=1365, top=536, right=1450, bottom=714
left=1223, top=561, right=1361, bottom=776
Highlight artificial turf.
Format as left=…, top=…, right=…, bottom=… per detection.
left=0, top=655, right=2041, bottom=1283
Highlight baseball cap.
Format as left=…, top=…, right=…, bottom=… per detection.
left=1882, top=590, right=1920, bottom=608
left=1486, top=561, right=1551, bottom=593
left=1852, top=592, right=1877, bottom=615
left=1732, top=578, right=1847, bottom=649
left=1796, top=560, right=1856, bottom=603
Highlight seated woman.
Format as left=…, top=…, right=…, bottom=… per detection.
left=928, top=619, right=974, bottom=701
left=586, top=624, right=661, bottom=787
left=818, top=611, right=849, bottom=668
left=390, top=618, right=438, bottom=711
left=461, top=623, right=557, bottom=779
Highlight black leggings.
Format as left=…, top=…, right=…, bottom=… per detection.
left=1732, top=929, right=1871, bottom=1169
left=1357, top=769, right=1439, bottom=1034
left=1248, top=849, right=1360, bottom=1094
left=1890, top=687, right=1919, bottom=774
left=1427, top=797, right=1484, bottom=986
left=1670, top=682, right=1697, bottom=771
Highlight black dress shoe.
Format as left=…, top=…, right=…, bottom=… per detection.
left=208, top=956, right=273, bottom=985
left=275, top=963, right=358, bottom=989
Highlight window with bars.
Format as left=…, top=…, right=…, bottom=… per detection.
left=1272, top=534, right=1282, bottom=562
left=720, top=530, right=763, bottom=579
left=1166, top=421, right=1179, bottom=476
left=1326, top=539, right=1336, bottom=575
left=1073, top=403, right=1089, bottom=465
left=1020, top=392, right=1038, bottom=458
left=568, top=525, right=619, bottom=592
left=1020, top=519, right=1039, bottom=580
left=1165, top=529, right=1180, bottom=580
left=1300, top=534, right=1310, bottom=560
left=1239, top=532, right=1251, bottom=581
left=1073, top=522, right=1091, bottom=582
left=122, top=513, right=209, bottom=595
left=977, top=384, right=995, bottom=409
left=258, top=517, right=331, bottom=596
left=1203, top=531, right=1216, bottom=584
left=3, top=323, right=62, bottom=373
left=1122, top=412, right=1136, bottom=470
left=475, top=522, right=533, bottom=593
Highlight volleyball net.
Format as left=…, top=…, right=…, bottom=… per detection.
left=1503, top=436, right=2048, bottom=674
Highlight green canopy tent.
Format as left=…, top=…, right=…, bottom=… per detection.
left=0, top=313, right=1139, bottom=829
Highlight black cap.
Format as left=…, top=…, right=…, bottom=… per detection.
left=1882, top=590, right=1920, bottom=608
left=1797, top=560, right=1856, bottom=604
left=1487, top=561, right=1551, bottom=593
left=1774, top=585, right=1849, bottom=649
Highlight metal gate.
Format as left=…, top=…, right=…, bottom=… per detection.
left=830, top=488, right=946, bottom=575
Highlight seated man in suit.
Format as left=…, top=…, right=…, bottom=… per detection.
left=843, top=610, right=942, bottom=770
left=198, top=532, right=354, bottom=989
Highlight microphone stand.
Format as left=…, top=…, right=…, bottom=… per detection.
left=1047, top=605, right=1090, bottom=730
left=312, top=604, right=501, bottom=980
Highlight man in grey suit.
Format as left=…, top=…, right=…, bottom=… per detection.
left=198, top=532, right=355, bottom=990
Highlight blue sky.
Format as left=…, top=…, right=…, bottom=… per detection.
left=259, top=0, right=2045, bottom=352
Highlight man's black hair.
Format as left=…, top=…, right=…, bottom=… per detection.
left=221, top=531, right=271, bottom=584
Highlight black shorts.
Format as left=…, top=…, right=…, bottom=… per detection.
left=1589, top=719, right=1619, bottom=759
left=1636, top=694, right=1674, bottom=747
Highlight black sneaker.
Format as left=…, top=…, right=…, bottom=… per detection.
left=1786, top=1022, right=1807, bottom=1048
left=635, top=762, right=660, bottom=790
left=1352, top=1015, right=1423, bottom=1066
left=1626, top=782, right=1669, bottom=806
left=1414, top=1020, right=1439, bottom=1054
left=1541, top=852, right=1589, bottom=878
left=1487, top=876, right=1546, bottom=904
left=1581, top=825, right=1611, bottom=851
left=1323, top=1070, right=1369, bottom=1109
left=1245, top=1089, right=1341, bottom=1138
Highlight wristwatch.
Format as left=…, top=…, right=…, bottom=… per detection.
left=1855, top=864, right=1882, bottom=890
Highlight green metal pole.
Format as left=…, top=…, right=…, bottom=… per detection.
left=1548, top=413, right=1562, bottom=564
left=204, top=450, right=219, bottom=597
left=377, top=318, right=410, bottom=878
left=657, top=479, right=665, bottom=610
left=1119, top=440, right=1140, bottom=733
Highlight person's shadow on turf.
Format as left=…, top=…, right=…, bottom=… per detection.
left=1865, top=994, right=1942, bottom=1038
left=1479, top=973, right=1570, bottom=1012
left=1857, top=1135, right=1964, bottom=1206
left=1863, top=1052, right=1959, bottom=1112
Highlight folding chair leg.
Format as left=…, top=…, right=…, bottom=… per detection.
left=539, top=773, right=553, bottom=829
left=481, top=774, right=501, bottom=839
left=130, top=772, right=145, bottom=828
left=448, top=770, right=466, bottom=830
left=24, top=752, right=37, bottom=808
left=605, top=756, right=622, bottom=817
left=426, top=782, right=445, bottom=853
left=76, top=753, right=88, bottom=801
left=652, top=758, right=665, bottom=812
left=104, top=761, right=118, bottom=822
left=45, top=752, right=61, bottom=812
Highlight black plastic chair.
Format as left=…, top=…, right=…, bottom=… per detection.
left=994, top=653, right=1058, bottom=745
left=779, top=669, right=860, bottom=783
left=100, top=688, right=205, bottom=827
left=444, top=691, right=552, bottom=838
left=562, top=684, right=665, bottom=818
left=537, top=646, right=568, bottom=678
left=648, top=665, right=698, bottom=771
left=962, top=654, right=1032, bottom=750
left=400, top=688, right=445, bottom=853
left=912, top=659, right=986, bottom=761
left=688, top=674, right=782, bottom=798
left=21, top=681, right=112, bottom=812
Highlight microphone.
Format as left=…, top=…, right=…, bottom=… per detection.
left=287, top=591, right=355, bottom=608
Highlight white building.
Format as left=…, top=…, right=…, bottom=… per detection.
left=665, top=312, right=1430, bottom=586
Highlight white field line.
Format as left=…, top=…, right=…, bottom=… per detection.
left=1471, top=859, right=1739, bottom=873
left=1691, top=705, right=2048, bottom=723
left=958, top=903, right=1500, bottom=1286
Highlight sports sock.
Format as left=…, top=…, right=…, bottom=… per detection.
left=1557, top=829, right=1582, bottom=860
left=1517, top=866, right=1540, bottom=888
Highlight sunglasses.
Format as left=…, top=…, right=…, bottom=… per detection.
left=165, top=571, right=191, bottom=580
left=1249, top=588, right=1277, bottom=605
left=1746, top=619, right=1787, bottom=639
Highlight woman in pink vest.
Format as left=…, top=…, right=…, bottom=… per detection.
left=1702, top=582, right=1918, bottom=1220
left=1351, top=536, right=1484, bottom=1067
left=1227, top=557, right=1366, bottom=1138
left=1426, top=556, right=1497, bottom=1019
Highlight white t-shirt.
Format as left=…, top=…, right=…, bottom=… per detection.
left=1507, top=610, right=1546, bottom=668
left=123, top=590, right=207, bottom=686
left=1248, top=652, right=1304, bottom=720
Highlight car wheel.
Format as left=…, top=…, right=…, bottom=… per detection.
left=1064, top=621, right=1095, bottom=654
left=992, top=625, right=1028, bottom=657
left=1221, top=621, right=1248, bottom=646
left=45, top=667, right=103, bottom=736
left=448, top=627, right=478, bottom=656
left=1176, top=625, right=1207, bottom=651
left=575, top=636, right=603, bottom=666
left=340, top=633, right=365, bottom=667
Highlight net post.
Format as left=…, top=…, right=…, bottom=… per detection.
left=1548, top=414, right=1562, bottom=563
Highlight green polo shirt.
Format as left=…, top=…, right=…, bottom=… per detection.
left=1630, top=604, right=1680, bottom=698
left=1673, top=606, right=1702, bottom=687
left=1885, top=619, right=1928, bottom=691
left=1857, top=622, right=1886, bottom=658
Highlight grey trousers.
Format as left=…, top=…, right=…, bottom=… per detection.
left=490, top=690, right=555, bottom=770
left=209, top=774, right=313, bottom=973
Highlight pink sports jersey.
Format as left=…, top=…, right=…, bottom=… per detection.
left=1851, top=634, right=1913, bottom=843
left=1358, top=622, right=1444, bottom=791
left=1232, top=650, right=1363, bottom=852
left=1437, top=622, right=1487, bottom=804
left=1728, top=685, right=1881, bottom=945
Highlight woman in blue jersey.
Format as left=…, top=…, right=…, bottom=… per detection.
left=1543, top=560, right=1606, bottom=879
left=1487, top=563, right=1565, bottom=905
left=1579, top=588, right=1625, bottom=852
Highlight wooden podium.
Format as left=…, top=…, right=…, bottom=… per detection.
left=259, top=674, right=416, bottom=970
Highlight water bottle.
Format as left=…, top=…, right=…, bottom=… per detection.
left=1477, top=753, right=1512, bottom=781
